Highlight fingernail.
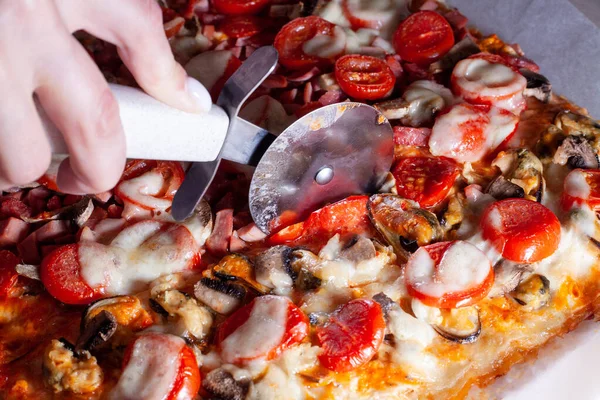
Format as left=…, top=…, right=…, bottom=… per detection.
left=185, top=77, right=212, bottom=113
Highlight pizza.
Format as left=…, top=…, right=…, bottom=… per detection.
left=2, top=0, right=600, bottom=399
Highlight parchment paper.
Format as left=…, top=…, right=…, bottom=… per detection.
left=448, top=1, right=600, bottom=398
left=451, top=0, right=600, bottom=118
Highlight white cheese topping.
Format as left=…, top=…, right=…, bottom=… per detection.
left=406, top=241, right=491, bottom=300
left=79, top=222, right=198, bottom=295
left=220, top=295, right=289, bottom=364
left=302, top=26, right=347, bottom=58
left=564, top=169, right=591, bottom=199
left=116, top=171, right=173, bottom=212
left=110, top=334, right=184, bottom=400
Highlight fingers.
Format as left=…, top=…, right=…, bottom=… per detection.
left=57, top=0, right=211, bottom=114
left=35, top=31, right=127, bottom=194
left=0, top=81, right=52, bottom=191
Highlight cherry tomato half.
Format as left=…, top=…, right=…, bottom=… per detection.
left=212, top=0, right=269, bottom=15
left=405, top=241, right=494, bottom=308
left=217, top=295, right=309, bottom=364
left=219, top=16, right=264, bottom=38
left=481, top=198, right=561, bottom=263
left=317, top=299, right=385, bottom=372
left=274, top=16, right=339, bottom=70
left=334, top=55, right=396, bottom=100
left=393, top=11, right=455, bottom=65
left=561, top=169, right=600, bottom=212
left=40, top=244, right=103, bottom=305
left=392, top=156, right=459, bottom=208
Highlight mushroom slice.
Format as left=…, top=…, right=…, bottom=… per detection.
left=15, top=263, right=41, bottom=280
left=492, top=149, right=545, bottom=202
left=339, top=235, right=376, bottom=263
left=373, top=292, right=395, bottom=321
left=520, top=69, right=552, bottom=103
left=290, top=249, right=322, bottom=291
left=432, top=306, right=481, bottom=344
left=308, top=312, right=329, bottom=327
left=152, top=289, right=213, bottom=340
left=511, top=274, right=550, bottom=311
left=212, top=254, right=270, bottom=294
left=203, top=368, right=249, bottom=400
left=194, top=278, right=246, bottom=315
left=254, top=246, right=295, bottom=294
left=488, top=261, right=533, bottom=298
left=76, top=310, right=117, bottom=353
left=374, top=98, right=410, bottom=120
left=553, top=135, right=599, bottom=169
left=429, top=36, right=481, bottom=74
left=22, top=197, right=94, bottom=227
left=367, top=194, right=443, bottom=261
left=486, top=176, right=525, bottom=200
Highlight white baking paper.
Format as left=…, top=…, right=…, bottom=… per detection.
left=448, top=1, right=600, bottom=398
left=451, top=0, right=600, bottom=118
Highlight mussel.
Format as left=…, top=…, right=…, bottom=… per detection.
left=43, top=339, right=103, bottom=394
left=212, top=254, right=270, bottom=294
left=432, top=306, right=481, bottom=344
left=290, top=249, right=322, bottom=291
left=511, top=274, right=550, bottom=311
left=491, top=149, right=545, bottom=202
left=152, top=289, right=213, bottom=340
left=367, top=194, right=443, bottom=261
left=203, top=368, right=249, bottom=400
left=83, top=296, right=153, bottom=333
left=488, top=261, right=534, bottom=298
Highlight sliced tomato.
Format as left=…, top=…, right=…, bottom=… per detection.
left=213, top=0, right=269, bottom=15
left=429, top=103, right=519, bottom=163
left=0, top=251, right=19, bottom=298
left=405, top=241, right=494, bottom=308
left=317, top=299, right=385, bottom=372
left=269, top=195, right=374, bottom=247
left=334, top=55, right=396, bottom=100
left=393, top=11, right=454, bottom=65
left=217, top=295, right=308, bottom=364
left=40, top=244, right=103, bottom=305
left=561, top=169, right=600, bottom=212
left=219, top=15, right=264, bottom=38
left=481, top=198, right=560, bottom=263
left=115, top=161, right=185, bottom=212
left=392, top=156, right=458, bottom=208
left=274, top=16, right=339, bottom=70
left=120, top=334, right=200, bottom=400
left=451, top=53, right=527, bottom=114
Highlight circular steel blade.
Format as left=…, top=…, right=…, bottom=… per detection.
left=249, top=102, right=394, bottom=234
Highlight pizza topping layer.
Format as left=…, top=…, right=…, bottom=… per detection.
left=3, top=1, right=600, bottom=399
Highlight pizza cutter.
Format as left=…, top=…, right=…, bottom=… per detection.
left=42, top=46, right=394, bottom=234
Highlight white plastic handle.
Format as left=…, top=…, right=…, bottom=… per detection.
left=40, top=84, right=230, bottom=162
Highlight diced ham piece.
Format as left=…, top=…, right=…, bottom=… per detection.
left=318, top=90, right=346, bottom=105
left=35, top=220, right=72, bottom=243
left=17, top=232, right=40, bottom=264
left=0, top=197, right=31, bottom=219
left=286, top=67, right=321, bottom=82
left=262, top=75, right=289, bottom=89
left=63, top=195, right=83, bottom=206
left=419, top=0, right=439, bottom=10
left=206, top=209, right=234, bottom=255
left=280, top=88, right=298, bottom=104
left=107, top=204, right=124, bottom=219
left=303, top=83, right=313, bottom=104
left=385, top=55, right=403, bottom=78
left=26, top=187, right=51, bottom=215
left=46, top=196, right=62, bottom=211
left=403, top=63, right=431, bottom=83
left=86, top=218, right=127, bottom=244
left=229, top=231, right=248, bottom=252
left=393, top=126, right=432, bottom=147
left=233, top=211, right=253, bottom=230
left=237, top=223, right=268, bottom=242
left=0, top=218, right=30, bottom=247
left=199, top=13, right=225, bottom=25
left=444, top=10, right=468, bottom=31
left=215, top=192, right=234, bottom=212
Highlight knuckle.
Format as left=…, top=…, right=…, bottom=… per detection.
left=130, top=0, right=163, bottom=28
left=92, top=88, right=122, bottom=140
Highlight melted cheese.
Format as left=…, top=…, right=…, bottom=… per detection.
left=116, top=171, right=173, bottom=212
left=302, top=26, right=347, bottom=58
left=429, top=103, right=518, bottom=162
left=109, top=334, right=184, bottom=400
left=220, top=295, right=289, bottom=364
left=564, top=169, right=590, bottom=199
left=406, top=241, right=491, bottom=300
left=79, top=222, right=198, bottom=295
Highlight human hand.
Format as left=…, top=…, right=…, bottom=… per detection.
left=0, top=0, right=211, bottom=193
